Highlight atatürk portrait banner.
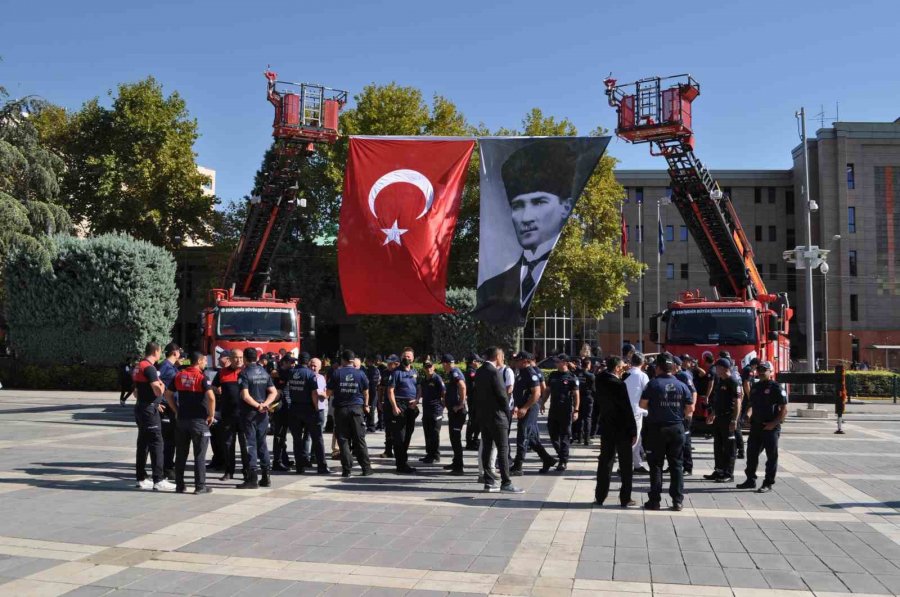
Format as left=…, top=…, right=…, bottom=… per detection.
left=473, top=137, right=610, bottom=326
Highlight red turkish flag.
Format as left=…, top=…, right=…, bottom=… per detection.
left=338, top=137, right=474, bottom=314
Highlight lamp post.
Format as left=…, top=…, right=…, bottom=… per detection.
left=821, top=234, right=841, bottom=370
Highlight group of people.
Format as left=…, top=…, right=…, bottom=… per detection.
left=127, top=340, right=789, bottom=507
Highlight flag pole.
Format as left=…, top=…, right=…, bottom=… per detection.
left=657, top=199, right=661, bottom=317
left=638, top=199, right=643, bottom=351
left=619, top=203, right=625, bottom=353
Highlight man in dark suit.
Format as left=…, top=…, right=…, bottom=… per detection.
left=594, top=356, right=638, bottom=507
left=474, top=142, right=577, bottom=325
left=472, top=346, right=524, bottom=494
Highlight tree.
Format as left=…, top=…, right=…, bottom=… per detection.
left=431, top=288, right=478, bottom=358
left=47, top=77, right=217, bottom=249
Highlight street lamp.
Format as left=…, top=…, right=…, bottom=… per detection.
left=821, top=234, right=841, bottom=370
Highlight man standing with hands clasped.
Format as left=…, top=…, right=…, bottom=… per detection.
left=594, top=356, right=637, bottom=507
left=236, top=347, right=278, bottom=489
left=736, top=361, right=787, bottom=493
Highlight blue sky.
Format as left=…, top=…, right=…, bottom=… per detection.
left=3, top=0, right=899, bottom=205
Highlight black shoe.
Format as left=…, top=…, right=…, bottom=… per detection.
left=272, top=463, right=289, bottom=472
left=342, top=470, right=351, bottom=478
left=684, top=470, right=693, bottom=476
left=758, top=483, right=773, bottom=493
left=317, top=467, right=333, bottom=475
left=595, top=499, right=604, bottom=506
left=175, top=485, right=187, bottom=494
left=510, top=468, right=523, bottom=477
left=736, top=479, right=756, bottom=490
left=218, top=472, right=234, bottom=481
left=540, top=458, right=557, bottom=474
left=583, top=440, right=590, bottom=446
left=366, top=428, right=376, bottom=433
left=443, top=463, right=457, bottom=470
left=396, top=466, right=416, bottom=474
left=736, top=451, right=745, bottom=460
left=621, top=500, right=637, bottom=508
left=500, top=483, right=524, bottom=494
left=448, top=468, right=465, bottom=476
left=671, top=503, right=683, bottom=512
left=644, top=501, right=661, bottom=511
left=703, top=472, right=722, bottom=481
left=633, top=466, right=650, bottom=475
left=420, top=457, right=435, bottom=464
left=361, top=469, right=375, bottom=477
left=715, top=475, right=734, bottom=484
left=259, top=470, right=272, bottom=487
left=556, top=462, right=567, bottom=472
left=237, top=471, right=259, bottom=489
left=295, top=467, right=306, bottom=475
left=835, top=429, right=845, bottom=435
left=476, top=475, right=485, bottom=484
left=164, top=469, right=175, bottom=481
left=194, top=486, right=213, bottom=495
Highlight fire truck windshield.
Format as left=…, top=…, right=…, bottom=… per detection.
left=216, top=307, right=297, bottom=341
left=666, top=307, right=757, bottom=345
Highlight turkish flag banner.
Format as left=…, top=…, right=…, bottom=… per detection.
left=338, top=137, right=475, bottom=314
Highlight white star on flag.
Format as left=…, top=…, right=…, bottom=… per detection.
left=381, top=220, right=408, bottom=246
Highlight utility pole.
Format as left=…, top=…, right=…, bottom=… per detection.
left=798, top=107, right=817, bottom=407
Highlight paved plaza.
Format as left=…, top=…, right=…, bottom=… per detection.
left=0, top=391, right=899, bottom=596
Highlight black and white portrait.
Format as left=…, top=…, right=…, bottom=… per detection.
left=473, top=137, right=610, bottom=326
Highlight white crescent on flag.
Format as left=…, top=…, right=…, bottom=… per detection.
left=368, top=169, right=435, bottom=220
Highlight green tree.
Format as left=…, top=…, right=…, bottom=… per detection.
left=49, top=77, right=217, bottom=249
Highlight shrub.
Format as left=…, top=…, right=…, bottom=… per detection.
left=0, top=360, right=118, bottom=390
left=846, top=371, right=899, bottom=398
left=431, top=287, right=478, bottom=359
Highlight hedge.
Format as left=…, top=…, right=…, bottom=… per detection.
left=846, top=371, right=899, bottom=398
left=0, top=360, right=118, bottom=391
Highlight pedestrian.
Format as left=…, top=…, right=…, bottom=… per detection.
left=594, top=356, right=637, bottom=507
left=364, top=356, right=382, bottom=432
left=286, top=353, right=332, bottom=474
left=419, top=360, right=445, bottom=464
left=622, top=352, right=650, bottom=475
left=464, top=354, right=483, bottom=450
left=236, top=347, right=277, bottom=489
left=737, top=361, right=787, bottom=493
left=119, top=355, right=135, bottom=406
left=473, top=347, right=523, bottom=493
left=379, top=355, right=399, bottom=458
left=157, top=343, right=182, bottom=481
left=386, top=349, right=419, bottom=474
left=440, top=354, right=468, bottom=475
left=543, top=355, right=580, bottom=472
left=704, top=358, right=743, bottom=483
left=676, top=355, right=698, bottom=476
left=640, top=353, right=694, bottom=511
left=326, top=349, right=374, bottom=478
left=574, top=358, right=595, bottom=446
left=270, top=355, right=295, bottom=472
left=164, top=352, right=215, bottom=494
left=132, top=342, right=174, bottom=491
left=213, top=349, right=248, bottom=481
left=510, top=352, right=556, bottom=475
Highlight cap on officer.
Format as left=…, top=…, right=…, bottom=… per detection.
left=715, top=357, right=732, bottom=369
left=467, top=352, right=484, bottom=363
left=757, top=360, right=774, bottom=371
left=681, top=353, right=694, bottom=363
left=441, top=353, right=455, bottom=363
left=298, top=352, right=311, bottom=365
left=386, top=354, right=400, bottom=364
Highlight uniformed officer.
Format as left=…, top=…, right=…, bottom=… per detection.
left=374, top=355, right=387, bottom=431
left=737, top=361, right=787, bottom=493
left=573, top=358, right=596, bottom=446
left=674, top=355, right=698, bottom=476
left=704, top=358, right=743, bottom=483
left=286, top=353, right=332, bottom=474
left=364, top=356, right=382, bottom=433
left=542, top=355, right=580, bottom=472
left=419, top=361, right=445, bottom=463
left=386, top=350, right=419, bottom=474
left=157, top=343, right=182, bottom=480
left=379, top=355, right=399, bottom=458
left=464, top=354, right=482, bottom=450
left=326, top=349, right=374, bottom=477
left=440, top=354, right=468, bottom=475
left=132, top=342, right=174, bottom=491
left=213, top=349, right=248, bottom=481
left=164, top=352, right=215, bottom=494
left=270, top=355, right=294, bottom=472
left=737, top=358, right=759, bottom=459
left=640, top=353, right=694, bottom=511
left=510, top=352, right=556, bottom=475
left=594, top=356, right=637, bottom=507
left=237, top=348, right=277, bottom=489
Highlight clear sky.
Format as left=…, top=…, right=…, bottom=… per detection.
left=3, top=0, right=899, bottom=205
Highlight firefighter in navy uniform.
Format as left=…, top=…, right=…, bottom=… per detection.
left=270, top=356, right=294, bottom=472
left=510, top=352, right=556, bottom=475
left=386, top=354, right=419, bottom=474
left=132, top=342, right=173, bottom=491
left=157, top=343, right=182, bottom=481
left=364, top=356, right=382, bottom=433
left=326, top=349, right=374, bottom=477
left=464, top=354, right=482, bottom=450
left=542, top=356, right=580, bottom=471
left=674, top=355, right=698, bottom=476
left=419, top=361, right=446, bottom=463
left=164, top=352, right=216, bottom=494
left=236, top=348, right=278, bottom=489
left=573, top=358, right=595, bottom=446
left=213, top=349, right=248, bottom=481
left=286, top=353, right=332, bottom=475
left=704, top=358, right=743, bottom=483
left=379, top=355, right=399, bottom=458
left=737, top=361, right=787, bottom=493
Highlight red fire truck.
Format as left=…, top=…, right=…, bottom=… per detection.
left=201, top=71, right=347, bottom=364
left=604, top=74, right=793, bottom=419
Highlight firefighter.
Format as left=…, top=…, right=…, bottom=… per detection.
left=510, top=352, right=556, bottom=475
left=704, top=358, right=743, bottom=483
left=213, top=349, right=248, bottom=481
left=157, top=343, right=182, bottom=481
left=737, top=361, right=787, bottom=493
left=236, top=348, right=278, bottom=489
left=287, top=353, right=332, bottom=474
left=270, top=355, right=295, bottom=472
left=165, top=352, right=215, bottom=494
left=419, top=361, right=445, bottom=463
left=326, top=349, right=374, bottom=477
left=674, top=355, right=698, bottom=476
left=542, top=355, right=579, bottom=471
left=132, top=342, right=174, bottom=491
left=573, top=357, right=596, bottom=446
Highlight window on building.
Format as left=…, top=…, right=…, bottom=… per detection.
left=679, top=225, right=688, bottom=241
left=666, top=263, right=675, bottom=279
left=680, top=263, right=689, bottom=279
left=755, top=225, right=763, bottom=242
left=754, top=187, right=761, bottom=203
left=786, top=228, right=796, bottom=250
left=848, top=207, right=856, bottom=233
left=623, top=301, right=630, bottom=318
left=665, top=225, right=674, bottom=242
left=635, top=187, right=644, bottom=204
left=787, top=268, right=798, bottom=293
left=768, top=225, right=777, bottom=242
left=786, top=190, right=795, bottom=214
left=849, top=250, right=857, bottom=277
left=768, top=187, right=776, bottom=204
left=850, top=294, right=859, bottom=321
left=847, top=163, right=855, bottom=189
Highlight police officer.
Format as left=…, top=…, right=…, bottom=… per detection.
left=157, top=343, right=182, bottom=480
left=379, top=355, right=399, bottom=458
left=132, top=342, right=173, bottom=491
left=237, top=348, right=277, bottom=489
left=164, top=352, right=215, bottom=494
left=364, top=356, right=382, bottom=433
left=386, top=350, right=419, bottom=474
left=510, top=352, right=556, bottom=475
left=326, top=349, right=374, bottom=477
left=542, top=355, right=580, bottom=472
left=464, top=354, right=482, bottom=450
left=285, top=353, right=332, bottom=474
left=440, top=354, right=468, bottom=475
left=704, top=358, right=743, bottom=483
left=675, top=355, right=698, bottom=476
left=270, top=355, right=294, bottom=472
left=573, top=358, right=595, bottom=446
left=419, top=361, right=445, bottom=463
left=737, top=361, right=787, bottom=493
left=639, top=354, right=693, bottom=511
left=594, top=356, right=637, bottom=507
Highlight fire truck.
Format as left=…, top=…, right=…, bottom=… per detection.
left=604, top=74, right=793, bottom=418
left=201, top=71, right=347, bottom=364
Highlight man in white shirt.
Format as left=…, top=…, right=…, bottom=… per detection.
left=306, top=358, right=328, bottom=461
left=623, top=352, right=650, bottom=474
